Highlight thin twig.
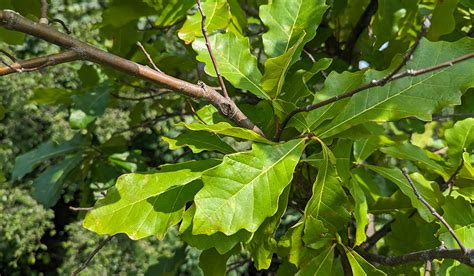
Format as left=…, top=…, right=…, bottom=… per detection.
left=447, top=152, right=465, bottom=194
left=275, top=40, right=474, bottom=141
left=50, top=18, right=71, bottom=34
left=401, top=169, right=467, bottom=254
left=357, top=248, right=473, bottom=267
left=69, top=206, right=92, bottom=212
left=136, top=42, right=162, bottom=72
left=196, top=0, right=229, bottom=99
left=0, top=51, right=78, bottom=76
left=114, top=112, right=188, bottom=135
left=72, top=235, right=114, bottom=275
left=110, top=92, right=165, bottom=101
left=39, top=0, right=48, bottom=24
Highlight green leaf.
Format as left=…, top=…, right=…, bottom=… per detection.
left=78, top=65, right=100, bottom=87
left=426, top=0, right=458, bottom=40
left=179, top=204, right=252, bottom=254
left=102, top=0, right=155, bottom=27
left=144, top=245, right=187, bottom=276
left=199, top=247, right=239, bottom=276
left=342, top=245, right=386, bottom=276
left=33, top=154, right=83, bottom=208
left=385, top=214, right=440, bottom=254
left=83, top=160, right=220, bottom=240
left=317, top=38, right=474, bottom=138
left=30, top=87, right=72, bottom=105
left=296, top=245, right=335, bottom=276
left=260, top=0, right=328, bottom=58
left=278, top=221, right=319, bottom=268
left=178, top=0, right=231, bottom=44
left=445, top=118, right=474, bottom=166
left=162, top=130, right=235, bottom=154
left=192, top=139, right=306, bottom=235
left=246, top=186, right=290, bottom=270
left=12, top=134, right=87, bottom=180
left=261, top=34, right=305, bottom=99
left=179, top=122, right=273, bottom=144
left=302, top=70, right=365, bottom=132
left=304, top=140, right=350, bottom=232
left=70, top=84, right=110, bottom=129
left=354, top=135, right=394, bottom=163
left=349, top=179, right=369, bottom=246
left=146, top=0, right=195, bottom=27
left=280, top=58, right=332, bottom=104
left=368, top=166, right=444, bottom=222
left=438, top=196, right=474, bottom=248
left=193, top=32, right=269, bottom=99
left=0, top=104, right=4, bottom=120
left=381, top=143, right=449, bottom=180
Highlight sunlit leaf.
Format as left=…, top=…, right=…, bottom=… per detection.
left=192, top=139, right=306, bottom=235
left=83, top=160, right=219, bottom=239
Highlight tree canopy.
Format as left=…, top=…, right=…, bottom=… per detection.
left=1, top=0, right=473, bottom=274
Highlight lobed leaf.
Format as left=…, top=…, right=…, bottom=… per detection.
left=83, top=160, right=219, bottom=239
left=192, top=139, right=306, bottom=235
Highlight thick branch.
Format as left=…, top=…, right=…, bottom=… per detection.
left=0, top=10, right=263, bottom=136
left=357, top=248, right=474, bottom=267
left=401, top=169, right=467, bottom=254
left=0, top=50, right=77, bottom=75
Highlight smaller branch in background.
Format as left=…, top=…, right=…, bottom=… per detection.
left=110, top=92, right=165, bottom=101
left=136, top=41, right=162, bottom=73
left=196, top=0, right=229, bottom=99
left=342, top=0, right=378, bottom=63
left=49, top=18, right=71, bottom=34
left=447, top=151, right=465, bottom=194
left=432, top=113, right=474, bottom=120
left=69, top=206, right=93, bottom=212
left=39, top=0, right=48, bottom=24
left=424, top=260, right=432, bottom=276
left=114, top=112, right=188, bottom=135
left=72, top=235, right=114, bottom=276
left=186, top=99, right=207, bottom=124
left=303, top=48, right=316, bottom=63
left=358, top=248, right=473, bottom=267
left=359, top=218, right=395, bottom=250
left=0, top=50, right=78, bottom=76
left=401, top=169, right=467, bottom=254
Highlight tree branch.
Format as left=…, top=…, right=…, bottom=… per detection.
left=72, top=235, right=114, bottom=276
left=401, top=169, right=467, bottom=254
left=342, top=0, right=378, bottom=63
left=357, top=248, right=474, bottom=267
left=275, top=51, right=473, bottom=140
left=0, top=10, right=264, bottom=136
left=0, top=50, right=78, bottom=75
left=39, top=0, right=48, bottom=24
left=196, top=0, right=229, bottom=99
left=275, top=16, right=432, bottom=141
